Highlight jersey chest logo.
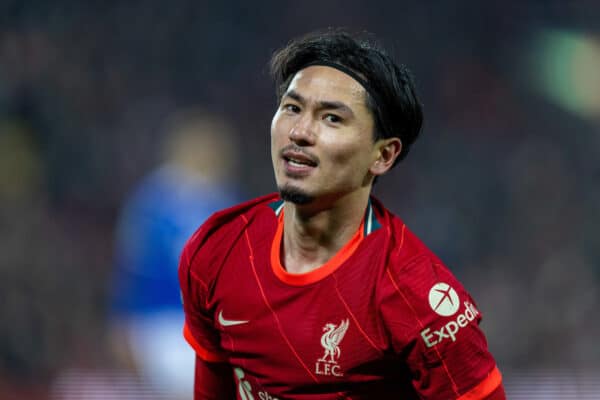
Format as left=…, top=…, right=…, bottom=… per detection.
left=315, top=319, right=349, bottom=377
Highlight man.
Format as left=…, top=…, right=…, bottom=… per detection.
left=179, top=29, right=505, bottom=399
left=111, top=110, right=241, bottom=397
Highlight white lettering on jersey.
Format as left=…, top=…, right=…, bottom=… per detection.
left=234, top=367, right=280, bottom=400
left=421, top=301, right=480, bottom=348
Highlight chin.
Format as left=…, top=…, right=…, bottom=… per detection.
left=278, top=185, right=315, bottom=205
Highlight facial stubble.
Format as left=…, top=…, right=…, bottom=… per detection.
left=278, top=185, right=315, bottom=205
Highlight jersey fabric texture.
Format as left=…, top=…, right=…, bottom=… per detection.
left=179, top=194, right=502, bottom=399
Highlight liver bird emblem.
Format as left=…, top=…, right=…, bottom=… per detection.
left=318, top=319, right=350, bottom=363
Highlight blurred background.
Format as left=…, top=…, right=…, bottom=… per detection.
left=1, top=0, right=599, bottom=399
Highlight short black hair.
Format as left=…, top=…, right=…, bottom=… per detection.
left=270, top=28, right=423, bottom=165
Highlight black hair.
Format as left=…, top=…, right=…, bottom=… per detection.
left=270, top=28, right=423, bottom=165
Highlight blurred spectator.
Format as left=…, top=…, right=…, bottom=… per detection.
left=108, top=109, right=242, bottom=398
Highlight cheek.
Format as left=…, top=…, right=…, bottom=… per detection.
left=271, top=113, right=286, bottom=166
left=270, top=115, right=281, bottom=151
left=323, top=137, right=371, bottom=167
left=270, top=112, right=279, bottom=136
left=272, top=118, right=293, bottom=161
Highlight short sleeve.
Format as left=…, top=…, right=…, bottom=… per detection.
left=380, top=255, right=502, bottom=399
left=178, top=242, right=227, bottom=363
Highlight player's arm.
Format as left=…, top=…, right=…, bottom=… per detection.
left=179, top=232, right=233, bottom=399
left=454, top=365, right=505, bottom=400
left=381, top=255, right=505, bottom=399
left=194, top=355, right=235, bottom=400
left=483, top=382, right=506, bottom=400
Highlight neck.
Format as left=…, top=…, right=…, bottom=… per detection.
left=282, top=188, right=370, bottom=274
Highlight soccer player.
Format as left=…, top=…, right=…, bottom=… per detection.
left=179, top=29, right=505, bottom=399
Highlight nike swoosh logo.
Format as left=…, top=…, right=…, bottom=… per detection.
left=218, top=310, right=249, bottom=327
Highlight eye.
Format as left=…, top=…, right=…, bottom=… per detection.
left=324, top=114, right=343, bottom=124
left=283, top=103, right=301, bottom=113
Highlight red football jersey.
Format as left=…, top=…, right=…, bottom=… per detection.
left=179, top=194, right=502, bottom=399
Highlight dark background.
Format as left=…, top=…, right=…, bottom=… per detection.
left=1, top=1, right=599, bottom=398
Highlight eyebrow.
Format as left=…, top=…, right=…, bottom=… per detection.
left=284, top=90, right=355, bottom=117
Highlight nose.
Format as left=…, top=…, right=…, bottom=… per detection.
left=289, top=114, right=316, bottom=146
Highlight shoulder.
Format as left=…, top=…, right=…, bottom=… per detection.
left=371, top=197, right=455, bottom=283
left=372, top=199, right=500, bottom=397
left=370, top=197, right=437, bottom=270
left=385, top=226, right=470, bottom=317
left=179, top=193, right=281, bottom=285
left=372, top=197, right=476, bottom=323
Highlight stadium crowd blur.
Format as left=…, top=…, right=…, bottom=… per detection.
left=1, top=1, right=599, bottom=398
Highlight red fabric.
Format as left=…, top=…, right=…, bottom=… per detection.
left=483, top=383, right=506, bottom=400
left=194, top=356, right=235, bottom=400
left=179, top=194, right=503, bottom=399
left=184, top=323, right=227, bottom=362
left=457, top=366, right=503, bottom=399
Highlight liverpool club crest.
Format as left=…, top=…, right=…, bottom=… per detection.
left=315, top=319, right=349, bottom=377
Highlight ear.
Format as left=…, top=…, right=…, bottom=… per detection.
left=370, top=137, right=402, bottom=176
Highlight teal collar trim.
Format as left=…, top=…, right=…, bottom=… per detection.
left=363, top=199, right=382, bottom=236
left=268, top=199, right=285, bottom=216
left=269, top=198, right=380, bottom=235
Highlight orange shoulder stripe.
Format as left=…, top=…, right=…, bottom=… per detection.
left=457, top=366, right=502, bottom=400
left=183, top=323, right=227, bottom=363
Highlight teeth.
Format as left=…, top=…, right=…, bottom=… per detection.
left=289, top=159, right=307, bottom=167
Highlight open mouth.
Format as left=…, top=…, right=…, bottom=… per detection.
left=281, top=148, right=318, bottom=168
left=283, top=156, right=317, bottom=168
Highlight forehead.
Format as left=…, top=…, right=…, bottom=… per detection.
left=285, top=66, right=368, bottom=107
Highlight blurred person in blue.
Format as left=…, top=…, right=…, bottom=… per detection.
left=109, top=109, right=242, bottom=398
